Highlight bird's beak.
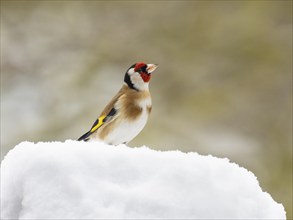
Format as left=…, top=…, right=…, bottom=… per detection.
left=146, top=64, right=158, bottom=74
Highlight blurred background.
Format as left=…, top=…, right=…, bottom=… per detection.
left=1, top=1, right=292, bottom=218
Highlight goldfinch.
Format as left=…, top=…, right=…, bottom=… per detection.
left=78, top=62, right=158, bottom=145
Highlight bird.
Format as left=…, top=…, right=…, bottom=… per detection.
left=78, top=62, right=158, bottom=145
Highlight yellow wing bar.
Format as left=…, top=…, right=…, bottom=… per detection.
left=90, top=115, right=106, bottom=133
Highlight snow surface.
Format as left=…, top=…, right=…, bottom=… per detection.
left=1, top=140, right=286, bottom=219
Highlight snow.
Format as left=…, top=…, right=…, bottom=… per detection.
left=1, top=140, right=286, bottom=219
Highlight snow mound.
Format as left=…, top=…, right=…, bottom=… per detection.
left=1, top=140, right=286, bottom=219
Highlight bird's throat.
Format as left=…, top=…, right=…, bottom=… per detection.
left=141, top=73, right=151, bottom=83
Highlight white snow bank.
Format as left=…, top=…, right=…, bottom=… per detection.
left=1, top=140, right=286, bottom=219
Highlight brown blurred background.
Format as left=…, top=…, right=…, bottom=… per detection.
left=1, top=1, right=292, bottom=218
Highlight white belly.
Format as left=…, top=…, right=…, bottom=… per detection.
left=103, top=108, right=149, bottom=145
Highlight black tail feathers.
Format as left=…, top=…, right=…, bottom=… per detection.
left=78, top=131, right=91, bottom=141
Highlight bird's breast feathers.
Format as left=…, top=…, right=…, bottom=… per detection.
left=95, top=87, right=152, bottom=145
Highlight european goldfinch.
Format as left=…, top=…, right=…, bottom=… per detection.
left=78, top=62, right=158, bottom=145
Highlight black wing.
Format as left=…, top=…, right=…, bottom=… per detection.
left=77, top=108, right=117, bottom=141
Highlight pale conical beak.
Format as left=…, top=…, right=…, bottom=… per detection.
left=146, top=64, right=158, bottom=74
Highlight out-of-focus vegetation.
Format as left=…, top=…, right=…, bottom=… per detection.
left=1, top=1, right=292, bottom=218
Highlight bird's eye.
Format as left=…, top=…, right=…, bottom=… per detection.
left=140, top=66, right=147, bottom=73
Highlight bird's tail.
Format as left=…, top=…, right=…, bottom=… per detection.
left=78, top=115, right=107, bottom=141
left=78, top=131, right=91, bottom=141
